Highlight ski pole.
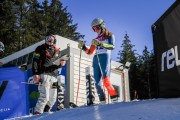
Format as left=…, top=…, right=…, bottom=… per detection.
left=21, top=82, right=45, bottom=86
left=76, top=48, right=82, bottom=105
left=21, top=82, right=56, bottom=88
left=96, top=51, right=107, bottom=103
left=76, top=40, right=86, bottom=105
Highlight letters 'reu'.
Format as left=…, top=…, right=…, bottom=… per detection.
left=161, top=45, right=180, bottom=71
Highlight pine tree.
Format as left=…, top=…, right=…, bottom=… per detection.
left=148, top=50, right=157, bottom=98
left=137, top=46, right=151, bottom=99
left=136, top=46, right=157, bottom=99
left=25, top=0, right=44, bottom=46
left=41, top=0, right=84, bottom=40
left=117, top=33, right=137, bottom=64
left=0, top=0, right=84, bottom=57
left=0, top=0, right=18, bottom=57
left=41, top=0, right=51, bottom=35
left=142, top=46, right=151, bottom=98
left=117, top=33, right=138, bottom=100
left=13, top=0, right=31, bottom=50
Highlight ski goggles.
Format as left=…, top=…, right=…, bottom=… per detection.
left=92, top=25, right=100, bottom=32
left=45, top=35, right=55, bottom=43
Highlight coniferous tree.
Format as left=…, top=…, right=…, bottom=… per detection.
left=136, top=46, right=157, bottom=99
left=117, top=34, right=137, bottom=64
left=0, top=0, right=84, bottom=57
left=41, top=0, right=51, bottom=35
left=148, top=50, right=157, bottom=98
left=0, top=0, right=17, bottom=57
left=26, top=0, right=44, bottom=46
left=142, top=46, right=151, bottom=98
left=13, top=0, right=31, bottom=50
left=41, top=0, right=84, bottom=40
left=137, top=46, right=151, bottom=99
left=117, top=33, right=139, bottom=100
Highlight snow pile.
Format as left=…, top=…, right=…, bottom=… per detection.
left=8, top=98, right=180, bottom=120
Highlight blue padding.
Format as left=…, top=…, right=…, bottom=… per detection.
left=0, top=66, right=29, bottom=119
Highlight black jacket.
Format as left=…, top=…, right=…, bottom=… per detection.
left=32, top=43, right=61, bottom=77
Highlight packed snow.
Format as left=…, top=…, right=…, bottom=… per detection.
left=7, top=98, right=180, bottom=120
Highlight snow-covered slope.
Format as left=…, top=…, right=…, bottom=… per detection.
left=8, top=98, right=180, bottom=120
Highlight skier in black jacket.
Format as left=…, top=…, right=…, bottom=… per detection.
left=32, top=35, right=66, bottom=114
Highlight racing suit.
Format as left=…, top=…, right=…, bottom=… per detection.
left=82, top=29, right=117, bottom=101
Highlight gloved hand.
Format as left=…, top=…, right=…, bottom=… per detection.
left=78, top=41, right=85, bottom=49
left=92, top=39, right=102, bottom=46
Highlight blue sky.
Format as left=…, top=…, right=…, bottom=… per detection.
left=39, top=0, right=176, bottom=61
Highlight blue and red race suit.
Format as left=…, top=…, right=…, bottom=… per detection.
left=82, top=29, right=117, bottom=101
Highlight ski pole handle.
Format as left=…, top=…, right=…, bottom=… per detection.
left=21, top=82, right=46, bottom=86
left=21, top=82, right=57, bottom=88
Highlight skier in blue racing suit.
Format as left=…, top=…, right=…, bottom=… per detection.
left=78, top=18, right=118, bottom=102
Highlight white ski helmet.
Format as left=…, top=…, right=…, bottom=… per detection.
left=0, top=41, right=5, bottom=52
left=91, top=18, right=105, bottom=29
